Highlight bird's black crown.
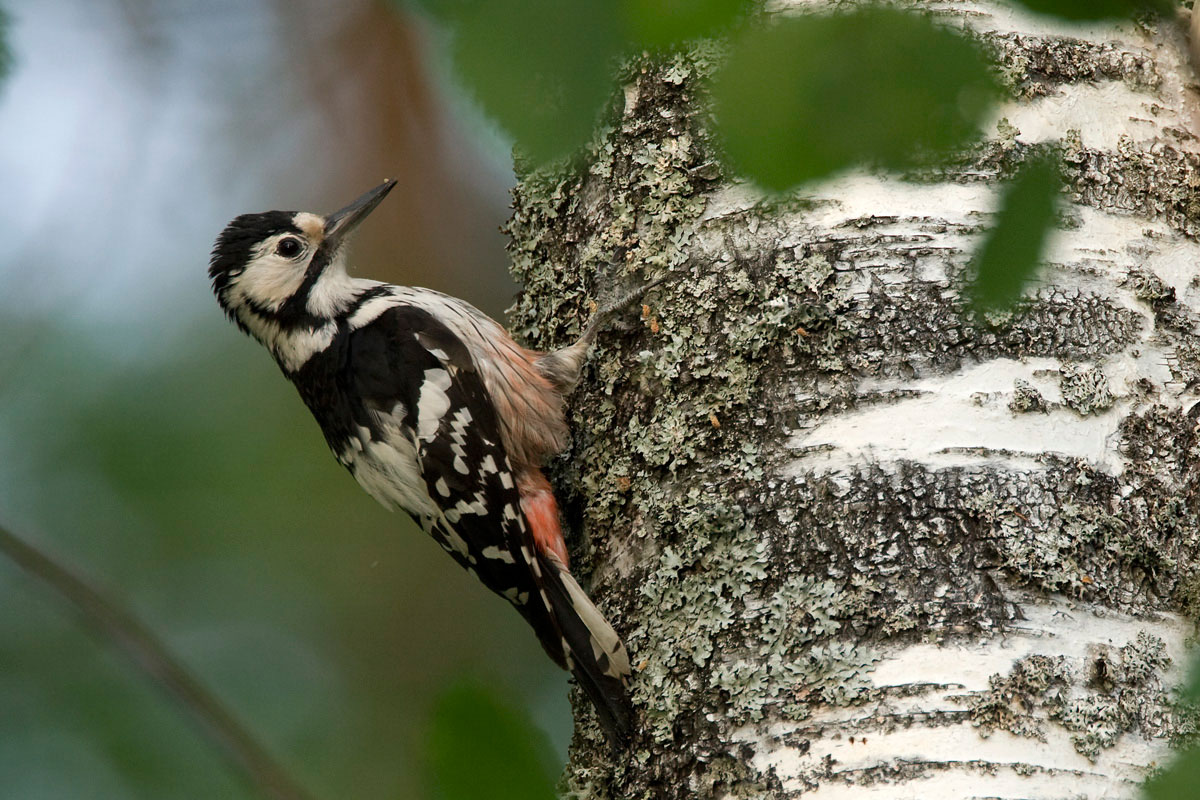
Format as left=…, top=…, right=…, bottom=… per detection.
left=208, top=210, right=301, bottom=300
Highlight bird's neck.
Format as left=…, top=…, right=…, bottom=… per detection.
left=235, top=271, right=380, bottom=374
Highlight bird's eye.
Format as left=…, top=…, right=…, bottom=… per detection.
left=276, top=237, right=304, bottom=258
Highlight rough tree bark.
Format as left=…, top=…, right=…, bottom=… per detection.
left=506, top=2, right=1200, bottom=797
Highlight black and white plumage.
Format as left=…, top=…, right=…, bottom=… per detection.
left=208, top=181, right=634, bottom=740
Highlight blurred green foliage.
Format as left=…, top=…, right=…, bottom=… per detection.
left=1012, top=0, right=1173, bottom=21
left=713, top=8, right=998, bottom=190
left=1142, top=656, right=1200, bottom=800
left=968, top=151, right=1063, bottom=312
left=424, top=682, right=557, bottom=800
left=1183, top=656, right=1200, bottom=704
left=1145, top=752, right=1200, bottom=800
left=620, top=0, right=754, bottom=47
left=422, top=0, right=624, bottom=164
left=414, top=0, right=754, bottom=163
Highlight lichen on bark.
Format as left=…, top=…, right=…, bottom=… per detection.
left=504, top=2, right=1200, bottom=797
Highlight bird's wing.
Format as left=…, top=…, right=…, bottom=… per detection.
left=346, top=305, right=565, bottom=655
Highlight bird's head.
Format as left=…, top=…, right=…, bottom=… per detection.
left=209, top=180, right=396, bottom=342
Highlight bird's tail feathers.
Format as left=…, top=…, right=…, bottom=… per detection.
left=536, top=552, right=634, bottom=744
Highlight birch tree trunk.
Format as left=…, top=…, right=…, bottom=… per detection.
left=506, top=2, right=1200, bottom=797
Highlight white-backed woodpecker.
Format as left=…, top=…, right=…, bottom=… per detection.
left=209, top=180, right=640, bottom=741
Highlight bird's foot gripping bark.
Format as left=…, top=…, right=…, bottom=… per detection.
left=535, top=270, right=675, bottom=393
left=584, top=271, right=675, bottom=343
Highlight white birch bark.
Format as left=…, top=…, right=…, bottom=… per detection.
left=508, top=2, right=1200, bottom=797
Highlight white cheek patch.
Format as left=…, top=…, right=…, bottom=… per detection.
left=235, top=253, right=308, bottom=311
left=230, top=220, right=323, bottom=313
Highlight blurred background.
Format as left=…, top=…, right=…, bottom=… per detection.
left=0, top=0, right=564, bottom=797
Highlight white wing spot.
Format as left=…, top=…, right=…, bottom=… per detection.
left=435, top=477, right=450, bottom=497
left=481, top=545, right=516, bottom=564
left=453, top=498, right=486, bottom=517
left=347, top=292, right=402, bottom=330
left=416, top=369, right=452, bottom=441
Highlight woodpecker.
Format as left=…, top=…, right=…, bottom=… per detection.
left=209, top=180, right=640, bottom=741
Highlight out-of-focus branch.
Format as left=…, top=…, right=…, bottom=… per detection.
left=0, top=522, right=319, bottom=800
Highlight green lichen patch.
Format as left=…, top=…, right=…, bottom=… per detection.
left=967, top=634, right=1175, bottom=761
left=968, top=654, right=1073, bottom=740
left=583, top=484, right=883, bottom=743
left=1059, top=363, right=1116, bottom=415
left=1010, top=378, right=1048, bottom=413
left=1127, top=267, right=1176, bottom=306
left=983, top=32, right=1161, bottom=99
left=1056, top=632, right=1174, bottom=760
left=851, top=277, right=1142, bottom=380
left=1167, top=339, right=1200, bottom=389
left=1061, top=137, right=1200, bottom=240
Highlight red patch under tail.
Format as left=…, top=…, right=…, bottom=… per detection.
left=517, top=469, right=569, bottom=569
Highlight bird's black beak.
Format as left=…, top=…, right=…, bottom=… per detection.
left=324, top=179, right=397, bottom=250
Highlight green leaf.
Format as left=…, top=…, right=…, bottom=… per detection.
left=1010, top=0, right=1171, bottom=21
left=713, top=8, right=999, bottom=191
left=619, top=0, right=753, bottom=48
left=969, top=152, right=1063, bottom=312
left=1151, top=657, right=1200, bottom=799
left=424, top=681, right=557, bottom=800
left=1145, top=747, right=1200, bottom=800
left=421, top=0, right=624, bottom=164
